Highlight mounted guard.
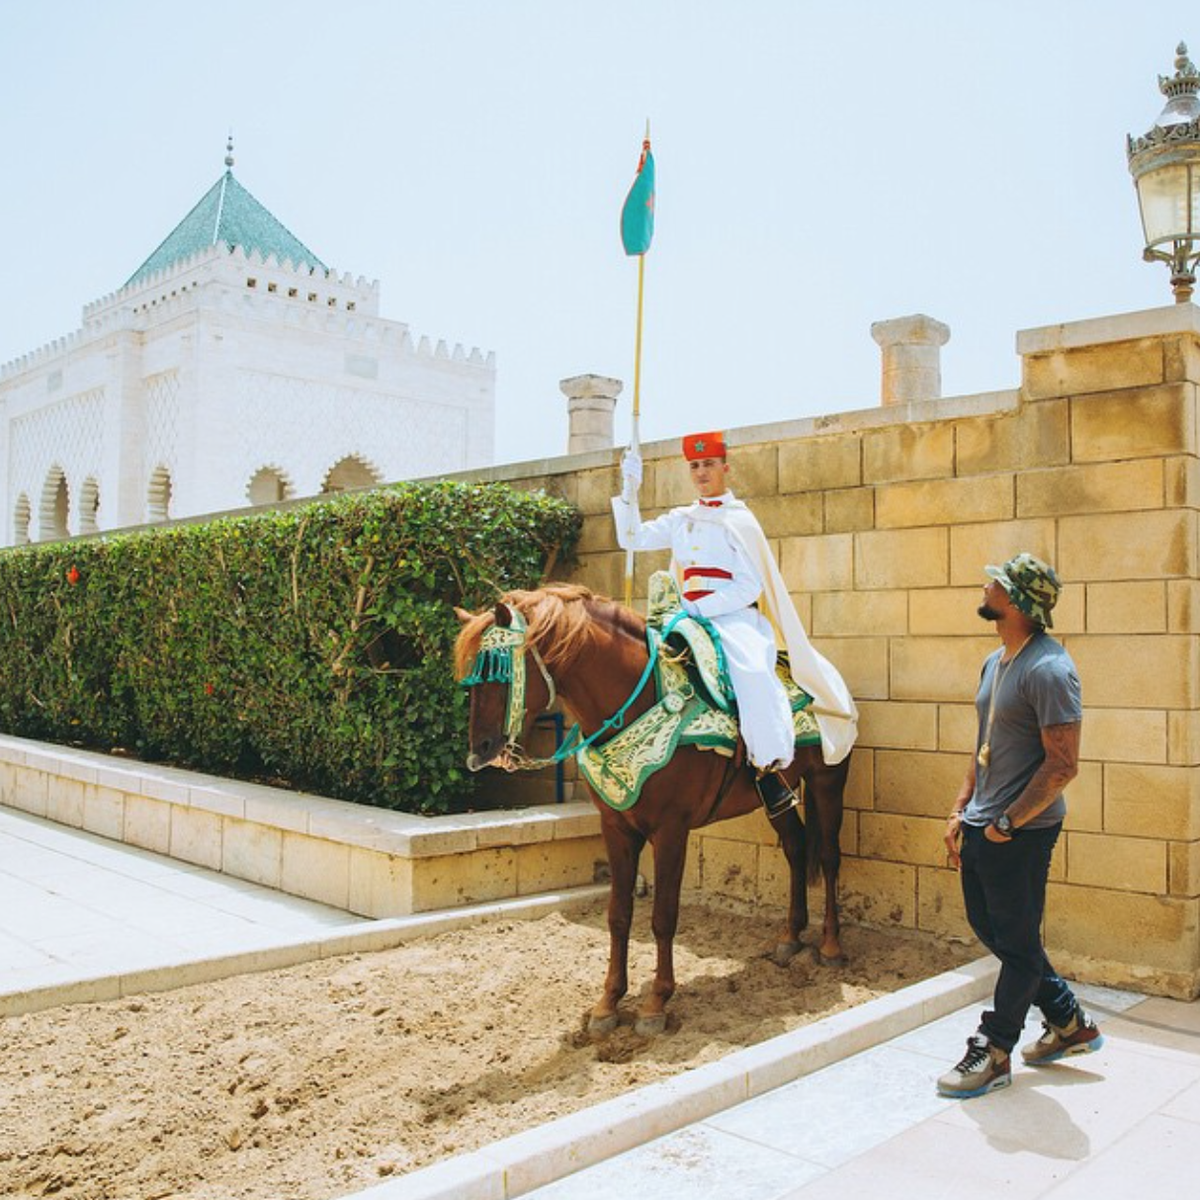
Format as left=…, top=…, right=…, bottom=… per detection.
left=612, top=430, right=858, bottom=816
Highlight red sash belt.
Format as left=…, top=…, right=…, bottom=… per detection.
left=683, top=566, right=732, bottom=602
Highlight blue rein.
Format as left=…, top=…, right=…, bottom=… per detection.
left=532, top=609, right=697, bottom=766
left=463, top=607, right=717, bottom=770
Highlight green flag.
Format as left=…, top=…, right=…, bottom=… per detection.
left=620, top=143, right=655, bottom=256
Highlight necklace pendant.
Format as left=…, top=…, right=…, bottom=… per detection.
left=977, top=743, right=990, bottom=769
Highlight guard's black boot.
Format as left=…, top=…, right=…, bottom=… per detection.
left=755, top=769, right=799, bottom=819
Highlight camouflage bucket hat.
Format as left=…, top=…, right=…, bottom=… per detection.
left=985, top=553, right=1062, bottom=628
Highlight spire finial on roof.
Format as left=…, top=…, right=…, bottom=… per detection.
left=124, top=150, right=326, bottom=288
left=224, top=132, right=235, bottom=171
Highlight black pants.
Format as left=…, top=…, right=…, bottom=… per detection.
left=959, top=822, right=1077, bottom=1052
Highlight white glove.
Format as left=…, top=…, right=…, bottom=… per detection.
left=620, top=449, right=643, bottom=501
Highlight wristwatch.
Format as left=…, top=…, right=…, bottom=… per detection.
left=993, top=813, right=1014, bottom=837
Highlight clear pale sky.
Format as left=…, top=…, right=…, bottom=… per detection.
left=0, top=1, right=1192, bottom=466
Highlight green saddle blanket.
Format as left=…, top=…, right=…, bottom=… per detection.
left=576, top=572, right=821, bottom=811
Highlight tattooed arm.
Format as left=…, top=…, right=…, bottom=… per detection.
left=986, top=721, right=1081, bottom=842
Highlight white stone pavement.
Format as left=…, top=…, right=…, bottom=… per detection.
left=515, top=983, right=1200, bottom=1200
left=0, top=805, right=364, bottom=1002
left=3, top=804, right=1199, bottom=1200
left=0, top=806, right=606, bottom=1016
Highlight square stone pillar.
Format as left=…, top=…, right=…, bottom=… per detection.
left=870, top=314, right=950, bottom=405
left=560, top=374, right=623, bottom=454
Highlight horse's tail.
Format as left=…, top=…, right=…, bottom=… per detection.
left=803, top=783, right=822, bottom=885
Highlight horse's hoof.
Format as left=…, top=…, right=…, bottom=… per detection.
left=772, top=940, right=804, bottom=967
left=588, top=1011, right=619, bottom=1036
left=634, top=1012, right=667, bottom=1038
left=818, top=950, right=848, bottom=967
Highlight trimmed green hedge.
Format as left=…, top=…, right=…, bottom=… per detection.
left=0, top=482, right=580, bottom=814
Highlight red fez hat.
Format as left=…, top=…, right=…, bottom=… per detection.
left=682, top=431, right=727, bottom=461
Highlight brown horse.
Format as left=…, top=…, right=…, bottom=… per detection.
left=454, top=583, right=851, bottom=1037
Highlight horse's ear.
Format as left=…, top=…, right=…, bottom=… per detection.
left=453, top=606, right=473, bottom=626
left=494, top=602, right=515, bottom=628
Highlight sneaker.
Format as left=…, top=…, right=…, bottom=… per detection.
left=1021, top=1007, right=1104, bottom=1065
left=936, top=1035, right=1012, bottom=1099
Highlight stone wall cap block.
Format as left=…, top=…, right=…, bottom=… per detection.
left=475, top=811, right=561, bottom=848
left=238, top=784, right=334, bottom=824
left=1017, top=305, right=1200, bottom=356
left=738, top=392, right=1017, bottom=440
left=95, top=763, right=145, bottom=791
left=19, top=748, right=67, bottom=776
left=10, top=745, right=99, bottom=784
left=188, top=785, right=247, bottom=819
left=304, top=807, right=426, bottom=850
left=305, top=820, right=419, bottom=855
left=240, top=790, right=314, bottom=832
left=0, top=736, right=28, bottom=765
left=551, top=808, right=605, bottom=839
left=871, top=314, right=951, bottom=346
left=138, top=774, right=191, bottom=804
left=559, top=374, right=624, bottom=399
left=54, top=757, right=100, bottom=785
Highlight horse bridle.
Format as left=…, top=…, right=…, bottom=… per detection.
left=461, top=604, right=692, bottom=771
left=460, top=607, right=557, bottom=750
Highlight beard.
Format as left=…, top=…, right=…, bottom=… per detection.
left=977, top=604, right=1004, bottom=622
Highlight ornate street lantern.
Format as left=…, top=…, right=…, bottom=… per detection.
left=1128, top=43, right=1200, bottom=302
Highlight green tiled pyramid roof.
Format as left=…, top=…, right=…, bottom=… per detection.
left=125, top=168, right=326, bottom=287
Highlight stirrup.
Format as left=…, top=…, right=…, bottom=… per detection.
left=755, top=769, right=799, bottom=818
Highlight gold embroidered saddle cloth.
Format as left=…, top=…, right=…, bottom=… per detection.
left=576, top=572, right=820, bottom=811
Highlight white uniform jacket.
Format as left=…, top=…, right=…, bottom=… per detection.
left=612, top=489, right=858, bottom=765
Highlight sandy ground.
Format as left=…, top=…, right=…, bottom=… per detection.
left=0, top=898, right=975, bottom=1200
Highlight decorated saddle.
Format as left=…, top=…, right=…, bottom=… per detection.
left=577, top=572, right=821, bottom=810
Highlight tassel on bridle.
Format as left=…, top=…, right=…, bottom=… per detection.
left=460, top=644, right=516, bottom=687
left=460, top=609, right=557, bottom=752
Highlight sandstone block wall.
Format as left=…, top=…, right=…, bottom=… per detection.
left=474, top=305, right=1200, bottom=999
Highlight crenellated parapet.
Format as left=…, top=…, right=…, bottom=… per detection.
left=0, top=309, right=141, bottom=381
left=1, top=332, right=86, bottom=381
left=3, top=244, right=494, bottom=381
left=85, top=243, right=382, bottom=325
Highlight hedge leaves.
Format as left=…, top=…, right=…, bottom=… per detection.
left=0, top=482, right=580, bottom=813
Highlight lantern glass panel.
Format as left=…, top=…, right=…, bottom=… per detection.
left=1137, top=162, right=1200, bottom=245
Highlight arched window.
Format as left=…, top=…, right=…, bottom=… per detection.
left=246, top=466, right=292, bottom=506
left=13, top=493, right=31, bottom=545
left=79, top=477, right=100, bottom=535
left=321, top=455, right=381, bottom=495
left=39, top=466, right=69, bottom=541
left=147, top=465, right=173, bottom=522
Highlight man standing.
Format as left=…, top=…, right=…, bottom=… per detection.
left=938, top=553, right=1102, bottom=1100
left=612, top=432, right=856, bottom=817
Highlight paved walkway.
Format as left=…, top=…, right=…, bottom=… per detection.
left=3, top=804, right=1198, bottom=1200
left=0, top=805, right=363, bottom=1003
left=518, top=982, right=1200, bottom=1200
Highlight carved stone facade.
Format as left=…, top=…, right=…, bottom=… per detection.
left=0, top=164, right=495, bottom=545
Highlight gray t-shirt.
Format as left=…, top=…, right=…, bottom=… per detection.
left=963, top=634, right=1082, bottom=830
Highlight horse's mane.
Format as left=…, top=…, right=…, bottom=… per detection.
left=454, top=583, right=645, bottom=677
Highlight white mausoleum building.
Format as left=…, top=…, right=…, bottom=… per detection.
left=0, top=145, right=496, bottom=545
